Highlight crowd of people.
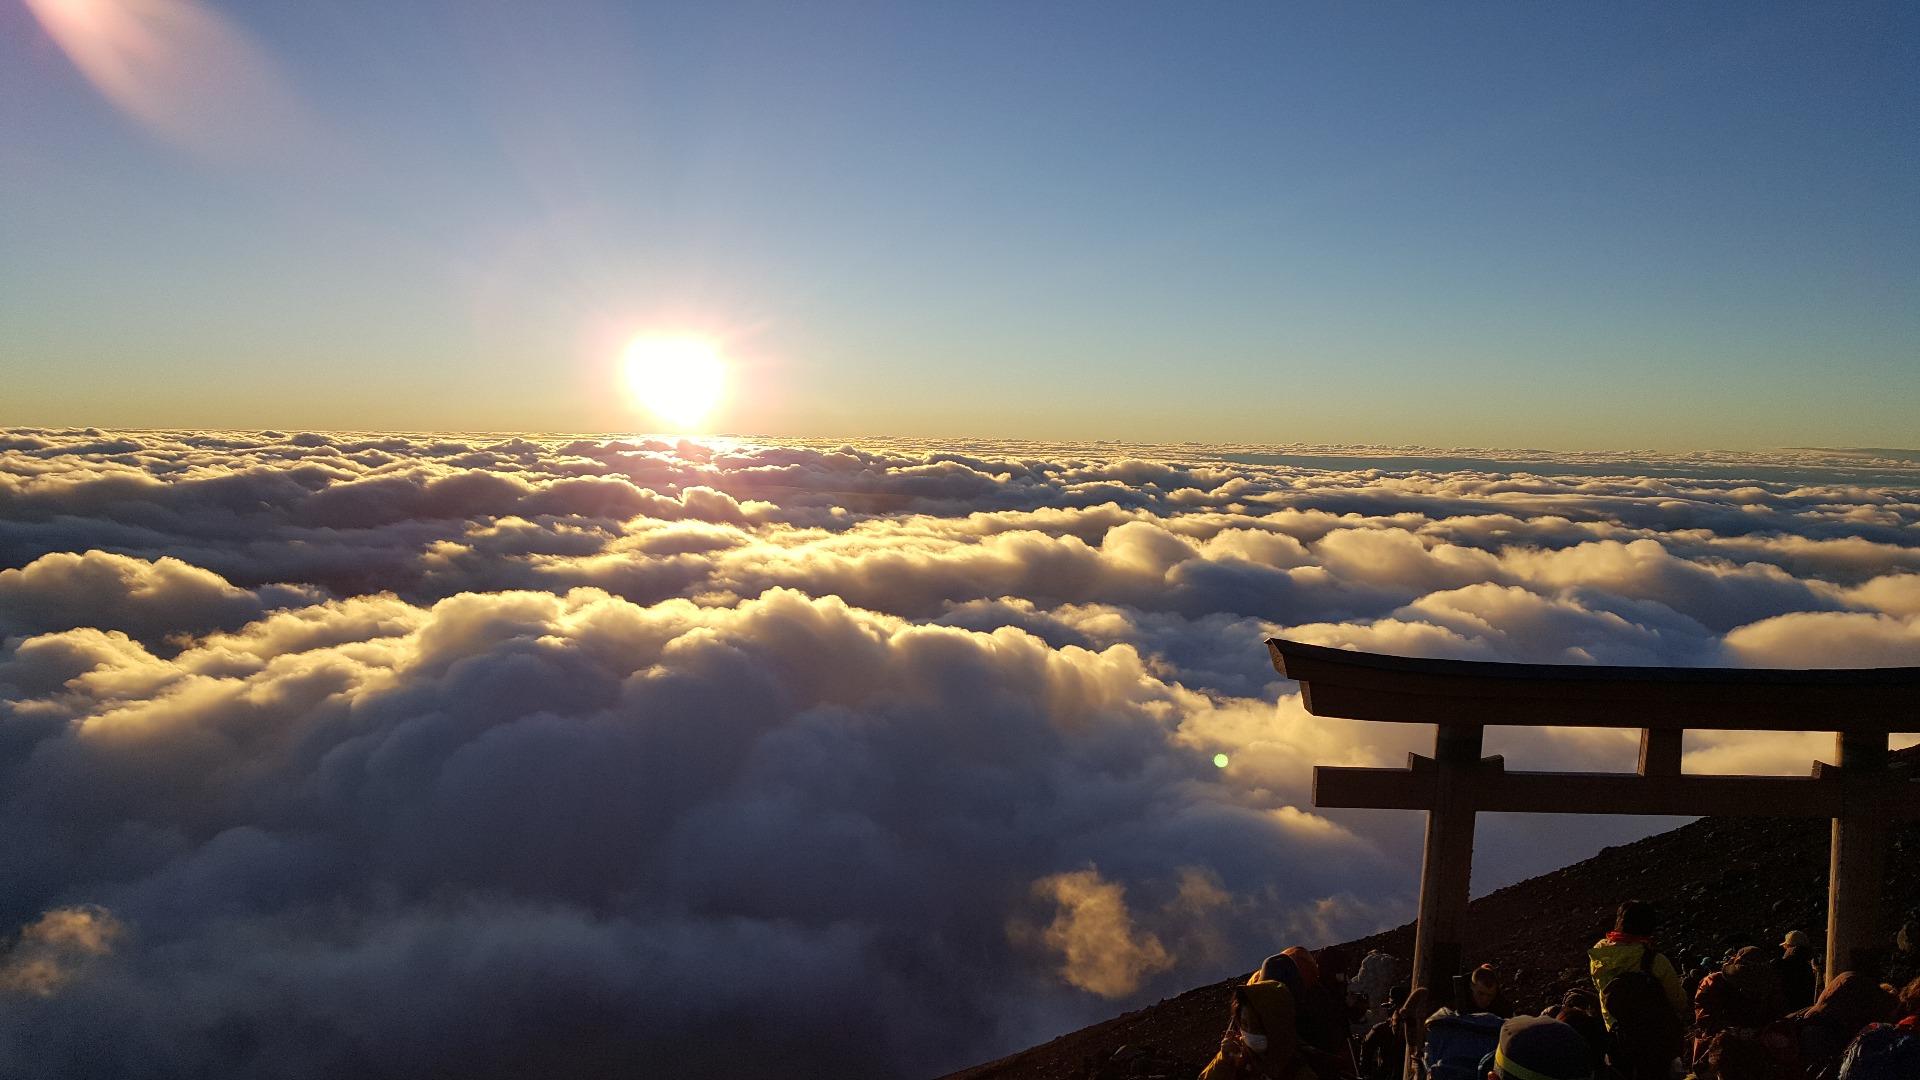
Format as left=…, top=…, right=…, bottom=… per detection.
left=1200, top=903, right=1919, bottom=1080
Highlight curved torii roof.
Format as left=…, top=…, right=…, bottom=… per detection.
left=1267, top=637, right=1920, bottom=732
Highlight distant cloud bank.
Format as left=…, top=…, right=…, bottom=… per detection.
left=1, top=429, right=1916, bottom=1078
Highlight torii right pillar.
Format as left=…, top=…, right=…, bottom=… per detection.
left=1826, top=731, right=1889, bottom=978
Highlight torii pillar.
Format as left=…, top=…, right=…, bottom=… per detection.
left=1409, top=723, right=1482, bottom=998
left=1827, top=731, right=1890, bottom=978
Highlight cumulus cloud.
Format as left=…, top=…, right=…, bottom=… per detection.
left=0, top=906, right=124, bottom=997
left=1, top=428, right=1917, bottom=1077
left=1030, top=869, right=1174, bottom=998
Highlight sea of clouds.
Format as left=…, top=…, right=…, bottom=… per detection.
left=1, top=428, right=1917, bottom=1078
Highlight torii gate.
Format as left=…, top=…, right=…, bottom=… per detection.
left=1268, top=638, right=1920, bottom=1060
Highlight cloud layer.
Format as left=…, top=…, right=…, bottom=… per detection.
left=2, top=429, right=1917, bottom=1077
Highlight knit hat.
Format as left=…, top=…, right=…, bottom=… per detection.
left=1493, top=1016, right=1595, bottom=1080
left=1251, top=953, right=1302, bottom=995
left=1283, top=946, right=1320, bottom=989
left=1782, top=929, right=1813, bottom=950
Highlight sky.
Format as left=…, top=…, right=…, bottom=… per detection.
left=2, top=430, right=1919, bottom=1078
left=3, top=1, right=1916, bottom=448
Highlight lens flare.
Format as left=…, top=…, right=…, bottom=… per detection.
left=23, top=0, right=310, bottom=160
left=622, top=337, right=727, bottom=431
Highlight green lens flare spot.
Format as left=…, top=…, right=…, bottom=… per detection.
left=1212, top=753, right=1230, bottom=769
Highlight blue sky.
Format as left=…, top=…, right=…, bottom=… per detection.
left=3, top=1, right=1915, bottom=446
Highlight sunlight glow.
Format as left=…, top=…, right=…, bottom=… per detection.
left=23, top=0, right=306, bottom=159
left=622, top=337, right=728, bottom=431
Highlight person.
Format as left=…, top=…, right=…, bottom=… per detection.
left=1487, top=1016, right=1595, bottom=1080
left=1423, top=1005, right=1505, bottom=1080
left=1354, top=952, right=1402, bottom=1028
left=1396, top=986, right=1432, bottom=1080
left=1692, top=946, right=1787, bottom=1066
left=1834, top=1021, right=1919, bottom=1080
left=1772, top=931, right=1821, bottom=1015
left=1777, top=972, right=1897, bottom=1080
left=1589, top=901, right=1687, bottom=1080
left=1695, top=1029, right=1775, bottom=1080
left=1833, top=983, right=1919, bottom=1080
left=1360, top=988, right=1408, bottom=1080
left=1295, top=945, right=1360, bottom=1067
left=1257, top=952, right=1306, bottom=996
left=1202, top=977, right=1321, bottom=1080
left=1547, top=990, right=1611, bottom=1079
left=1470, top=965, right=1514, bottom=1018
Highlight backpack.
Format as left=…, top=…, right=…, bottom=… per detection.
left=1837, top=1023, right=1920, bottom=1080
left=1601, top=946, right=1683, bottom=1064
left=1423, top=1010, right=1505, bottom=1080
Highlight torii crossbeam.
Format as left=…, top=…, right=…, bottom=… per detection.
left=1268, top=637, right=1920, bottom=1057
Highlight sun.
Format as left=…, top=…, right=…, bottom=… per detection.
left=622, top=336, right=727, bottom=430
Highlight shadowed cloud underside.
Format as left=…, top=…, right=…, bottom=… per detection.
left=0, top=429, right=1917, bottom=1078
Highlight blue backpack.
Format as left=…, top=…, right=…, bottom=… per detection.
left=1424, top=1010, right=1505, bottom=1080
left=1838, top=1024, right=1920, bottom=1080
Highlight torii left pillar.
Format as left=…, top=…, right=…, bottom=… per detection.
left=1405, top=723, right=1482, bottom=1080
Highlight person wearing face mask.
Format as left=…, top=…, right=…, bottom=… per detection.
left=1202, top=978, right=1322, bottom=1080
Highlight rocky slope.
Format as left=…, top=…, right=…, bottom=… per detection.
left=943, top=782, right=1920, bottom=1080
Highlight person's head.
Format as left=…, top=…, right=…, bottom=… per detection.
left=1560, top=988, right=1600, bottom=1016
left=1317, top=946, right=1351, bottom=988
left=1489, top=1016, right=1594, bottom=1080
left=1283, top=945, right=1320, bottom=990
left=1725, top=946, right=1766, bottom=976
left=1615, top=900, right=1657, bottom=938
left=1898, top=976, right=1920, bottom=1021
left=1781, top=929, right=1813, bottom=954
left=1235, top=981, right=1299, bottom=1061
left=1253, top=952, right=1301, bottom=993
left=1394, top=985, right=1430, bottom=1027
left=1471, top=964, right=1501, bottom=1009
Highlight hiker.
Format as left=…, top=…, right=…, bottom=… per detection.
left=1487, top=1016, right=1596, bottom=1080
left=1360, top=988, right=1408, bottom=1080
left=1831, top=981, right=1919, bottom=1080
left=1772, top=932, right=1821, bottom=1015
left=1589, top=901, right=1687, bottom=1080
left=1354, top=952, right=1402, bottom=1028
left=1777, top=972, right=1897, bottom=1080
left=1282, top=945, right=1357, bottom=1069
left=1302, top=947, right=1355, bottom=1047
left=1692, top=946, right=1788, bottom=1064
left=1423, top=977, right=1506, bottom=1080
left=1695, top=1029, right=1775, bottom=1080
left=1833, top=1020, right=1919, bottom=1080
left=1396, top=986, right=1432, bottom=1080
left=1469, top=965, right=1514, bottom=1018
left=1203, top=977, right=1321, bottom=1080
left=1547, top=990, right=1611, bottom=1079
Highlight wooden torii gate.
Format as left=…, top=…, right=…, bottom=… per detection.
left=1268, top=638, right=1920, bottom=1052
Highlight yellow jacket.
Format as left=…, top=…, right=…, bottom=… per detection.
left=1588, top=936, right=1686, bottom=1028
